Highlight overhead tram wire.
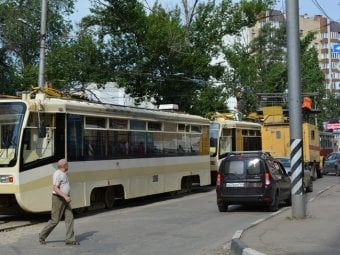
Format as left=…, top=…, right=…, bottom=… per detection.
left=271, top=0, right=337, bottom=34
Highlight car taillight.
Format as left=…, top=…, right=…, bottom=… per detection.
left=265, top=172, right=271, bottom=186
left=217, top=173, right=221, bottom=187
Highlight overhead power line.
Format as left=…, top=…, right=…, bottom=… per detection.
left=311, top=0, right=334, bottom=21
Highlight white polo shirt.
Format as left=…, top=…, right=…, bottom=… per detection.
left=52, top=169, right=71, bottom=196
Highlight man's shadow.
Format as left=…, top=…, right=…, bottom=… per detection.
left=76, top=231, right=98, bottom=242
left=45, top=231, right=98, bottom=245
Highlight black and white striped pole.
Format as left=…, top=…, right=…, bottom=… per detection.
left=286, top=0, right=306, bottom=218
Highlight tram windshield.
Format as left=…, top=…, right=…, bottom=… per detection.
left=209, top=123, right=220, bottom=157
left=0, top=102, right=26, bottom=167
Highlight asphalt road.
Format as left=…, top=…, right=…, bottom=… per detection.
left=1, top=176, right=336, bottom=255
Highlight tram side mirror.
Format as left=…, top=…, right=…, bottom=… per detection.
left=38, top=120, right=46, bottom=138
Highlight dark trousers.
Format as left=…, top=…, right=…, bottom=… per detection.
left=39, top=194, right=75, bottom=242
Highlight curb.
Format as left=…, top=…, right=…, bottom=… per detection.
left=229, top=184, right=334, bottom=255
left=230, top=207, right=288, bottom=255
left=230, top=238, right=266, bottom=255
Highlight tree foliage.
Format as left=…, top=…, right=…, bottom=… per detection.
left=223, top=23, right=326, bottom=117
left=46, top=31, right=109, bottom=90
left=321, top=92, right=340, bottom=121
left=0, top=0, right=75, bottom=92
left=78, top=0, right=273, bottom=113
left=1, top=0, right=333, bottom=122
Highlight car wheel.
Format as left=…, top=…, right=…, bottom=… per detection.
left=316, top=167, right=322, bottom=178
left=336, top=167, right=339, bottom=176
left=269, top=192, right=279, bottom=212
left=218, top=203, right=229, bottom=212
left=305, top=178, right=313, bottom=193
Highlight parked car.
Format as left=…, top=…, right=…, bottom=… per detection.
left=216, top=151, right=291, bottom=212
left=275, top=157, right=313, bottom=193
left=323, top=152, right=340, bottom=175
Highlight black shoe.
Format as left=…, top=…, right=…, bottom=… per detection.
left=65, top=240, right=80, bottom=245
left=39, top=238, right=46, bottom=245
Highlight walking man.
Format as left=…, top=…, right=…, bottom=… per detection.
left=38, top=158, right=80, bottom=245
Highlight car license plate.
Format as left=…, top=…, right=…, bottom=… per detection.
left=226, top=182, right=245, bottom=187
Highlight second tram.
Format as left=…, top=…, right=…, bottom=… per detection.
left=209, top=114, right=262, bottom=185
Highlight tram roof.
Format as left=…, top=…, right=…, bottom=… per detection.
left=18, top=94, right=210, bottom=124
left=210, top=119, right=262, bottom=129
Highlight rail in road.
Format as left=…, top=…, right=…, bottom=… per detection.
left=0, top=185, right=215, bottom=233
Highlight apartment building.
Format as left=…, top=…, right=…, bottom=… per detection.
left=302, top=15, right=340, bottom=95
left=246, top=10, right=340, bottom=96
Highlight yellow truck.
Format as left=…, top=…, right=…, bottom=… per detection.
left=260, top=106, right=321, bottom=180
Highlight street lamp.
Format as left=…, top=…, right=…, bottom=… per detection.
left=38, top=0, right=47, bottom=87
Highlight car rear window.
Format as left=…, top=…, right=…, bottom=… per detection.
left=247, top=158, right=261, bottom=175
left=221, top=158, right=262, bottom=177
left=225, top=161, right=245, bottom=175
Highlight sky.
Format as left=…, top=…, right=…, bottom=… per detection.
left=71, top=0, right=340, bottom=24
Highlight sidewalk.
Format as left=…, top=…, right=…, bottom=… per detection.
left=230, top=184, right=340, bottom=255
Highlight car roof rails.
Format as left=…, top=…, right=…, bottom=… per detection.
left=225, top=151, right=273, bottom=159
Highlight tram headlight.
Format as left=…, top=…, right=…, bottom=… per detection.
left=0, top=175, right=14, bottom=183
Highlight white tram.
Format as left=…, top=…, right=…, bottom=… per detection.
left=0, top=92, right=210, bottom=214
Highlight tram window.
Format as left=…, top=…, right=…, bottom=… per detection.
left=130, top=120, right=146, bottom=130
left=242, top=130, right=248, bottom=136
left=186, top=125, right=190, bottom=133
left=23, top=124, right=55, bottom=164
left=84, top=129, right=107, bottom=160
left=164, top=122, right=177, bottom=132
left=130, top=132, right=146, bottom=155
left=148, top=121, right=162, bottom=131
left=147, top=132, right=163, bottom=155
left=276, top=131, right=281, bottom=139
left=178, top=124, right=185, bottom=132
left=191, top=125, right=201, bottom=133
left=108, top=131, right=129, bottom=156
left=108, top=131, right=123, bottom=157
left=249, top=130, right=255, bottom=136
left=67, top=115, right=84, bottom=161
left=163, top=133, right=177, bottom=154
left=85, top=116, right=106, bottom=129
left=222, top=129, right=231, bottom=136
left=311, top=130, right=315, bottom=140
left=219, top=136, right=232, bottom=155
left=109, top=118, right=128, bottom=129
left=190, top=134, right=200, bottom=154
left=178, top=133, right=189, bottom=154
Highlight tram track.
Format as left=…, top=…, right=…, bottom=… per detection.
left=0, top=215, right=45, bottom=232
left=0, top=185, right=215, bottom=232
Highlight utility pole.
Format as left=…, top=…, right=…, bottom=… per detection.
left=38, top=0, right=47, bottom=87
left=286, top=0, right=306, bottom=218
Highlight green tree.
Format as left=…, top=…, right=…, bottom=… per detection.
left=80, top=0, right=273, bottom=114
left=319, top=92, right=340, bottom=129
left=223, top=23, right=326, bottom=116
left=0, top=0, right=75, bottom=92
left=190, top=84, right=230, bottom=116
left=0, top=47, right=15, bottom=94
left=300, top=32, right=326, bottom=128
left=46, top=31, right=109, bottom=90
